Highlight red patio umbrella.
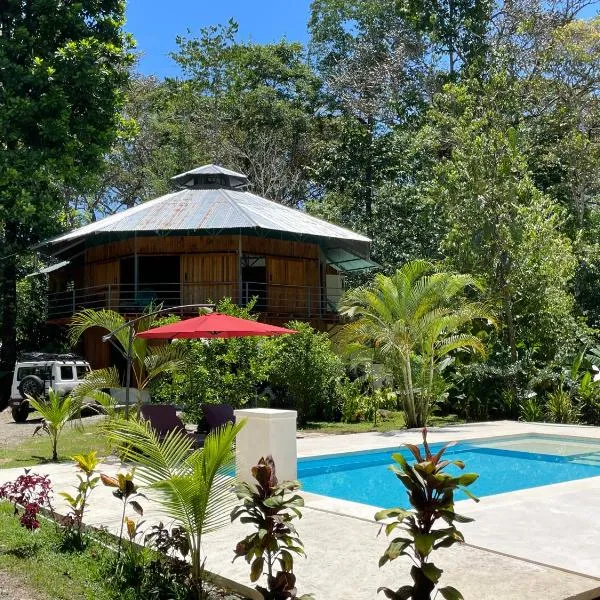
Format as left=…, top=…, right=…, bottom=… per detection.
left=137, top=312, right=297, bottom=340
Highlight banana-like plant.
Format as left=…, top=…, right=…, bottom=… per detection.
left=339, top=260, right=495, bottom=428
left=69, top=307, right=187, bottom=391
left=105, top=417, right=245, bottom=599
left=30, top=388, right=84, bottom=461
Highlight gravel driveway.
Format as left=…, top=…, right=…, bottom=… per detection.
left=0, top=408, right=104, bottom=449
left=0, top=408, right=43, bottom=449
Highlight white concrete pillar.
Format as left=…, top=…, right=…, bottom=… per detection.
left=234, top=408, right=297, bottom=484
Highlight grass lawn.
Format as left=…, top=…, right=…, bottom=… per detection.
left=301, top=411, right=463, bottom=434
left=0, top=421, right=111, bottom=469
left=0, top=503, right=113, bottom=600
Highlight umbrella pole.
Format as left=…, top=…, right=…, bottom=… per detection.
left=124, top=323, right=134, bottom=420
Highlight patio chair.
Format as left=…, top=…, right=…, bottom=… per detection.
left=140, top=404, right=202, bottom=446
left=201, top=403, right=235, bottom=431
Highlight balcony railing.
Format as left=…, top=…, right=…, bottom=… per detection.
left=47, top=281, right=345, bottom=322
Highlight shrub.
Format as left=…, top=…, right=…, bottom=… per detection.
left=0, top=470, right=52, bottom=530
left=150, top=298, right=269, bottom=428
left=375, top=429, right=478, bottom=600
left=231, top=456, right=310, bottom=600
left=519, top=396, right=544, bottom=422
left=263, top=321, right=345, bottom=425
left=30, top=388, right=84, bottom=461
left=546, top=388, right=579, bottom=424
left=58, top=451, right=99, bottom=549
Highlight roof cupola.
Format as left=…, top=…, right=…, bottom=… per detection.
left=171, top=164, right=249, bottom=190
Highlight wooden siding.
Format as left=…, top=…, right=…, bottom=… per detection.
left=84, top=259, right=120, bottom=309
left=267, top=256, right=320, bottom=316
left=83, top=327, right=110, bottom=370
left=85, top=235, right=319, bottom=263
left=181, top=253, right=238, bottom=305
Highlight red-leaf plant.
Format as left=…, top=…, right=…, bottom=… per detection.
left=375, top=429, right=479, bottom=600
left=0, top=469, right=52, bottom=530
left=231, top=456, right=312, bottom=600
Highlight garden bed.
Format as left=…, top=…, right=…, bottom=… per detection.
left=0, top=502, right=249, bottom=600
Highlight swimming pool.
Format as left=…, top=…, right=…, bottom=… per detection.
left=298, top=433, right=600, bottom=507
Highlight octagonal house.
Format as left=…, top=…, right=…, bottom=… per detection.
left=37, top=165, right=375, bottom=368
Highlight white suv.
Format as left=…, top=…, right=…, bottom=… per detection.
left=9, top=353, right=91, bottom=422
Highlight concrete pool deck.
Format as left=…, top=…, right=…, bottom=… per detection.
left=1, top=421, right=600, bottom=599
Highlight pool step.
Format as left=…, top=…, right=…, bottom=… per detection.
left=569, top=452, right=600, bottom=467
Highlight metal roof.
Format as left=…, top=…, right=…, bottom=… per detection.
left=41, top=186, right=371, bottom=247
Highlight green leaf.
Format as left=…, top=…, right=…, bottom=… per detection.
left=413, top=533, right=435, bottom=556
left=377, top=585, right=413, bottom=599
left=421, top=562, right=443, bottom=583
left=250, top=556, right=264, bottom=582
left=439, top=586, right=464, bottom=600
left=456, top=473, right=478, bottom=486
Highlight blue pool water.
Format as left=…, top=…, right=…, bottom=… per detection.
left=297, top=434, right=600, bottom=507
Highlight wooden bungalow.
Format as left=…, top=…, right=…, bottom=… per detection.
left=36, top=165, right=375, bottom=368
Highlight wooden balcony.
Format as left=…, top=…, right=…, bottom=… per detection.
left=47, top=281, right=344, bottom=324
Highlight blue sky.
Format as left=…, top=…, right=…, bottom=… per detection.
left=126, top=0, right=312, bottom=77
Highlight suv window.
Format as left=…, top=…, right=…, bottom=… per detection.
left=17, top=366, right=51, bottom=381
left=60, top=366, right=74, bottom=380
left=76, top=366, right=90, bottom=379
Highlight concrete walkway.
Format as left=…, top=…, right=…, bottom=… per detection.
left=1, top=421, right=600, bottom=599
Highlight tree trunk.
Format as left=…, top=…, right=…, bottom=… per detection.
left=0, top=221, right=19, bottom=403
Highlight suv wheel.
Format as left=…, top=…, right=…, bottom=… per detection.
left=11, top=403, right=29, bottom=423
left=18, top=375, right=44, bottom=399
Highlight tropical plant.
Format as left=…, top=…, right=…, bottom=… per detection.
left=339, top=260, right=494, bottom=428
left=0, top=470, right=52, bottom=530
left=69, top=306, right=187, bottom=389
left=232, top=456, right=309, bottom=600
left=375, top=429, right=479, bottom=600
left=29, top=388, right=84, bottom=461
left=100, top=469, right=145, bottom=556
left=58, top=451, right=100, bottom=549
left=546, top=386, right=579, bottom=424
left=105, top=417, right=244, bottom=599
left=70, top=367, right=120, bottom=417
left=519, top=396, right=544, bottom=422
left=69, top=306, right=187, bottom=415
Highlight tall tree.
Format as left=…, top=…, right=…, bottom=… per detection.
left=0, top=1, right=133, bottom=398
left=172, top=21, right=321, bottom=206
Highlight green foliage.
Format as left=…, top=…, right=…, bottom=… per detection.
left=232, top=456, right=310, bottom=600
left=339, top=260, right=493, bottom=428
left=545, top=388, right=579, bottom=424
left=150, top=299, right=269, bottom=426
left=58, top=451, right=100, bottom=550
left=29, top=388, right=84, bottom=461
left=105, top=417, right=244, bottom=598
left=263, top=321, right=346, bottom=425
left=375, top=429, right=478, bottom=600
left=430, top=75, right=582, bottom=359
left=519, top=397, right=545, bottom=423
left=70, top=305, right=187, bottom=392
left=0, top=0, right=134, bottom=393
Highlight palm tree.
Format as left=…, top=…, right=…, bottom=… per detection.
left=105, top=417, right=244, bottom=598
left=338, top=260, right=494, bottom=428
left=29, top=389, right=84, bottom=461
left=69, top=307, right=187, bottom=409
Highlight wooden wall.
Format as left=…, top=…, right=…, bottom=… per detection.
left=84, top=235, right=319, bottom=263
left=51, top=234, right=324, bottom=318
left=267, top=256, right=320, bottom=316
left=83, top=327, right=110, bottom=370
left=181, top=253, right=237, bottom=305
